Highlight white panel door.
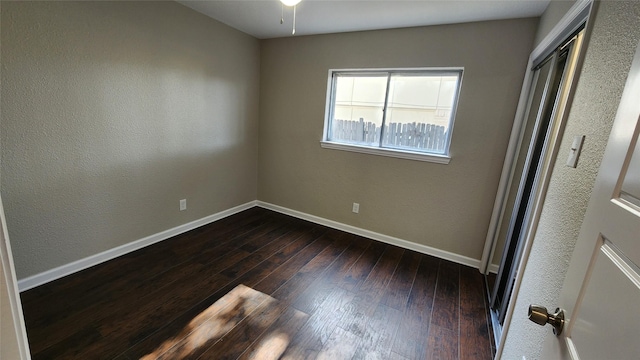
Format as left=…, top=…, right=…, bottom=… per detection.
left=540, top=39, right=640, bottom=359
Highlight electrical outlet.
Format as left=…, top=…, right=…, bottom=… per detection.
left=180, top=199, right=187, bottom=211
left=352, top=202, right=360, bottom=213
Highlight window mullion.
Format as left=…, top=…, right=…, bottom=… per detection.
left=379, top=73, right=392, bottom=148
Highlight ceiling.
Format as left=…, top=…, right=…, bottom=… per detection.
left=177, top=0, right=551, bottom=39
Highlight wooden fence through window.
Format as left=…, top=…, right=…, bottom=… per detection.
left=331, top=118, right=447, bottom=152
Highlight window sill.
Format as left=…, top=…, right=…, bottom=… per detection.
left=320, top=141, right=451, bottom=164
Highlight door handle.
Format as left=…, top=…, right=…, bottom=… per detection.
left=528, top=305, right=565, bottom=336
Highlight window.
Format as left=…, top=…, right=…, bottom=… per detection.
left=321, top=68, right=463, bottom=163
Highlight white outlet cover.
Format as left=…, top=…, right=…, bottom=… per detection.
left=180, top=199, right=187, bottom=211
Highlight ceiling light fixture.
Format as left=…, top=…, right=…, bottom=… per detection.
left=280, top=0, right=302, bottom=35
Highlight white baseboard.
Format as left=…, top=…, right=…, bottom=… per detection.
left=488, top=263, right=499, bottom=274
left=19, top=199, right=491, bottom=292
left=17, top=201, right=258, bottom=292
left=257, top=201, right=483, bottom=270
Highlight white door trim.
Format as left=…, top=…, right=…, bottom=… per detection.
left=0, top=196, right=31, bottom=359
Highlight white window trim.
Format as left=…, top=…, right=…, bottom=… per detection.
left=321, top=67, right=462, bottom=165
left=320, top=140, right=451, bottom=164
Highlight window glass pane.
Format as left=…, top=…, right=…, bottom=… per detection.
left=383, top=74, right=459, bottom=154
left=330, top=75, right=387, bottom=147
left=324, top=69, right=462, bottom=159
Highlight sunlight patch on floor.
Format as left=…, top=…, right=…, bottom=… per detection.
left=142, top=284, right=271, bottom=359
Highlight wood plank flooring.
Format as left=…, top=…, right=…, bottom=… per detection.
left=20, top=207, right=494, bottom=360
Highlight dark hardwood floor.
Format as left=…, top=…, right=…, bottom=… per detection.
left=20, top=207, right=494, bottom=360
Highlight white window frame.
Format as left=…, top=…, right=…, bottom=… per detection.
left=321, top=67, right=463, bottom=164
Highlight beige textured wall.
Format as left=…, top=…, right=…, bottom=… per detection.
left=502, top=2, right=640, bottom=359
left=258, top=19, right=538, bottom=260
left=1, top=1, right=260, bottom=279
